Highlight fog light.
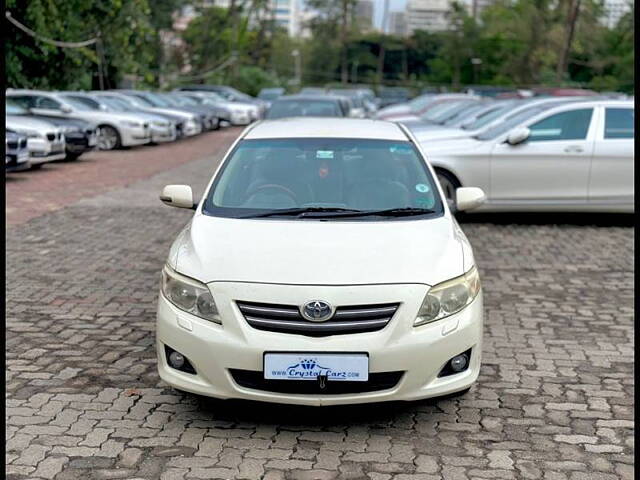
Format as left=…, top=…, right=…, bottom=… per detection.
left=164, top=345, right=196, bottom=374
left=450, top=354, right=468, bottom=372
left=169, top=352, right=185, bottom=369
left=438, top=348, right=472, bottom=378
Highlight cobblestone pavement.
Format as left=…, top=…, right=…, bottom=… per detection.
left=6, top=130, right=634, bottom=480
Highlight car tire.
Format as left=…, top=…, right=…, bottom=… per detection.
left=97, top=125, right=122, bottom=151
left=435, top=169, right=461, bottom=213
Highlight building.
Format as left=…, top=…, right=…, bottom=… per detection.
left=405, top=0, right=452, bottom=33
left=210, top=0, right=303, bottom=37
left=355, top=0, right=375, bottom=31
left=601, top=0, right=632, bottom=28
left=389, top=11, right=407, bottom=36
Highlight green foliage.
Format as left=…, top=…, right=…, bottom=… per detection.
left=5, top=0, right=635, bottom=93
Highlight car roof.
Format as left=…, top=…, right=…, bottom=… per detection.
left=245, top=118, right=409, bottom=140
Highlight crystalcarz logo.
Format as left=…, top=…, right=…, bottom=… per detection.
left=283, top=358, right=347, bottom=380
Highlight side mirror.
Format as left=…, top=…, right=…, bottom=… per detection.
left=506, top=127, right=530, bottom=145
left=160, top=185, right=195, bottom=210
left=456, top=187, right=486, bottom=211
left=60, top=105, right=73, bottom=114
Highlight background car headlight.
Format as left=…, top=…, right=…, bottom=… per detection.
left=161, top=265, right=221, bottom=324
left=414, top=266, right=481, bottom=326
left=120, top=120, right=142, bottom=128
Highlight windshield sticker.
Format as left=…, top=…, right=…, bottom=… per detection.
left=415, top=183, right=430, bottom=193
left=318, top=161, right=329, bottom=178
left=390, top=145, right=412, bottom=154
left=316, top=150, right=334, bottom=159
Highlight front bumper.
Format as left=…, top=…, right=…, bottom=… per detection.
left=5, top=151, right=31, bottom=172
left=151, top=124, right=177, bottom=143
left=120, top=126, right=152, bottom=147
left=157, top=282, right=483, bottom=406
left=230, top=111, right=252, bottom=125
left=27, top=138, right=66, bottom=164
left=65, top=132, right=96, bottom=155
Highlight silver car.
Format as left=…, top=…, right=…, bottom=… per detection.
left=7, top=90, right=152, bottom=150
left=6, top=116, right=66, bottom=168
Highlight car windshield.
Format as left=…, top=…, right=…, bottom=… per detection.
left=259, top=91, right=282, bottom=100
left=462, top=100, right=518, bottom=130
left=429, top=101, right=480, bottom=124
left=122, top=94, right=154, bottom=107
left=59, top=96, right=93, bottom=111
left=420, top=100, right=465, bottom=121
left=6, top=101, right=28, bottom=115
left=140, top=92, right=170, bottom=107
left=204, top=138, right=443, bottom=220
left=266, top=100, right=342, bottom=119
left=409, top=95, right=435, bottom=111
left=474, top=104, right=562, bottom=140
left=99, top=96, right=134, bottom=112
left=442, top=102, right=490, bottom=126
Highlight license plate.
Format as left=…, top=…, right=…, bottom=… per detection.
left=264, top=353, right=368, bottom=381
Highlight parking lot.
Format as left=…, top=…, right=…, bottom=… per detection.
left=6, top=130, right=634, bottom=480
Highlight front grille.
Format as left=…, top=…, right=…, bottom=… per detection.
left=230, top=369, right=403, bottom=395
left=20, top=139, right=27, bottom=148
left=46, top=133, right=55, bottom=141
left=86, top=128, right=94, bottom=135
left=236, top=301, right=399, bottom=337
left=7, top=141, right=18, bottom=149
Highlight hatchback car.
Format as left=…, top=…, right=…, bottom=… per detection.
left=156, top=118, right=486, bottom=406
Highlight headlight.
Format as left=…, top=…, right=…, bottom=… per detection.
left=120, top=120, right=142, bottom=128
left=161, top=265, right=221, bottom=324
left=414, top=266, right=481, bottom=327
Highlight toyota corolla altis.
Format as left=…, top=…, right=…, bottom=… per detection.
left=157, top=118, right=486, bottom=406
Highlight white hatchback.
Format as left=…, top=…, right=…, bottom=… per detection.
left=156, top=118, right=486, bottom=406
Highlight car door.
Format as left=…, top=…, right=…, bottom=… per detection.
left=489, top=107, right=596, bottom=206
left=588, top=106, right=634, bottom=207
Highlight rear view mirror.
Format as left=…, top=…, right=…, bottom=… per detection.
left=506, top=127, right=530, bottom=145
left=160, top=185, right=195, bottom=210
left=456, top=187, right=486, bottom=211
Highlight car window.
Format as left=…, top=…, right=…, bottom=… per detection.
left=8, top=95, right=37, bottom=109
left=604, top=108, right=634, bottom=139
left=266, top=101, right=342, bottom=119
left=527, top=109, right=593, bottom=142
left=63, top=95, right=101, bottom=110
left=36, top=97, right=62, bottom=110
left=204, top=138, right=443, bottom=219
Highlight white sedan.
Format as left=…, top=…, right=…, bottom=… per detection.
left=425, top=100, right=634, bottom=213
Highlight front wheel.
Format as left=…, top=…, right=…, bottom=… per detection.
left=97, top=125, right=121, bottom=150
left=436, top=170, right=461, bottom=213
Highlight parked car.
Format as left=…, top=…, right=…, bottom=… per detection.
left=377, top=87, right=411, bottom=108
left=92, top=91, right=199, bottom=138
left=5, top=130, right=31, bottom=172
left=176, top=85, right=267, bottom=118
left=65, top=92, right=178, bottom=144
left=299, top=87, right=327, bottom=95
left=377, top=94, right=477, bottom=121
left=424, top=100, right=634, bottom=212
left=327, top=89, right=369, bottom=118
left=6, top=99, right=97, bottom=161
left=412, top=97, right=584, bottom=143
left=7, top=90, right=152, bottom=150
left=156, top=117, right=485, bottom=405
left=5, top=115, right=66, bottom=168
left=174, top=90, right=257, bottom=126
left=392, top=98, right=483, bottom=124
left=257, top=88, right=285, bottom=103
left=265, top=95, right=348, bottom=119
left=406, top=100, right=507, bottom=133
left=154, top=92, right=220, bottom=131
left=163, top=92, right=230, bottom=128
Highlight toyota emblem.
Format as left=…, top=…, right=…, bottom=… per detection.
left=300, top=300, right=334, bottom=322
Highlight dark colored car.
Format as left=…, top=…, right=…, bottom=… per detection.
left=5, top=130, right=31, bottom=172
left=265, top=95, right=348, bottom=119
left=6, top=100, right=96, bottom=161
left=378, top=87, right=411, bottom=108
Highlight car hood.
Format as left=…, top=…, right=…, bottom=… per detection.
left=420, top=137, right=488, bottom=156
left=376, top=104, right=411, bottom=118
left=23, top=114, right=95, bottom=129
left=6, top=115, right=58, bottom=131
left=75, top=111, right=151, bottom=123
left=170, top=214, right=468, bottom=286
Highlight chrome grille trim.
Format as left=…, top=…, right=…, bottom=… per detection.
left=237, top=301, right=399, bottom=336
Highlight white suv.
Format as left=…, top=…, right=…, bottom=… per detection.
left=156, top=118, right=486, bottom=406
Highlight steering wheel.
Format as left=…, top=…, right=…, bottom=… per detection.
left=244, top=183, right=298, bottom=204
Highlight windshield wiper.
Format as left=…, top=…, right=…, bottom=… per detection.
left=300, top=207, right=436, bottom=218
left=242, top=207, right=360, bottom=218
